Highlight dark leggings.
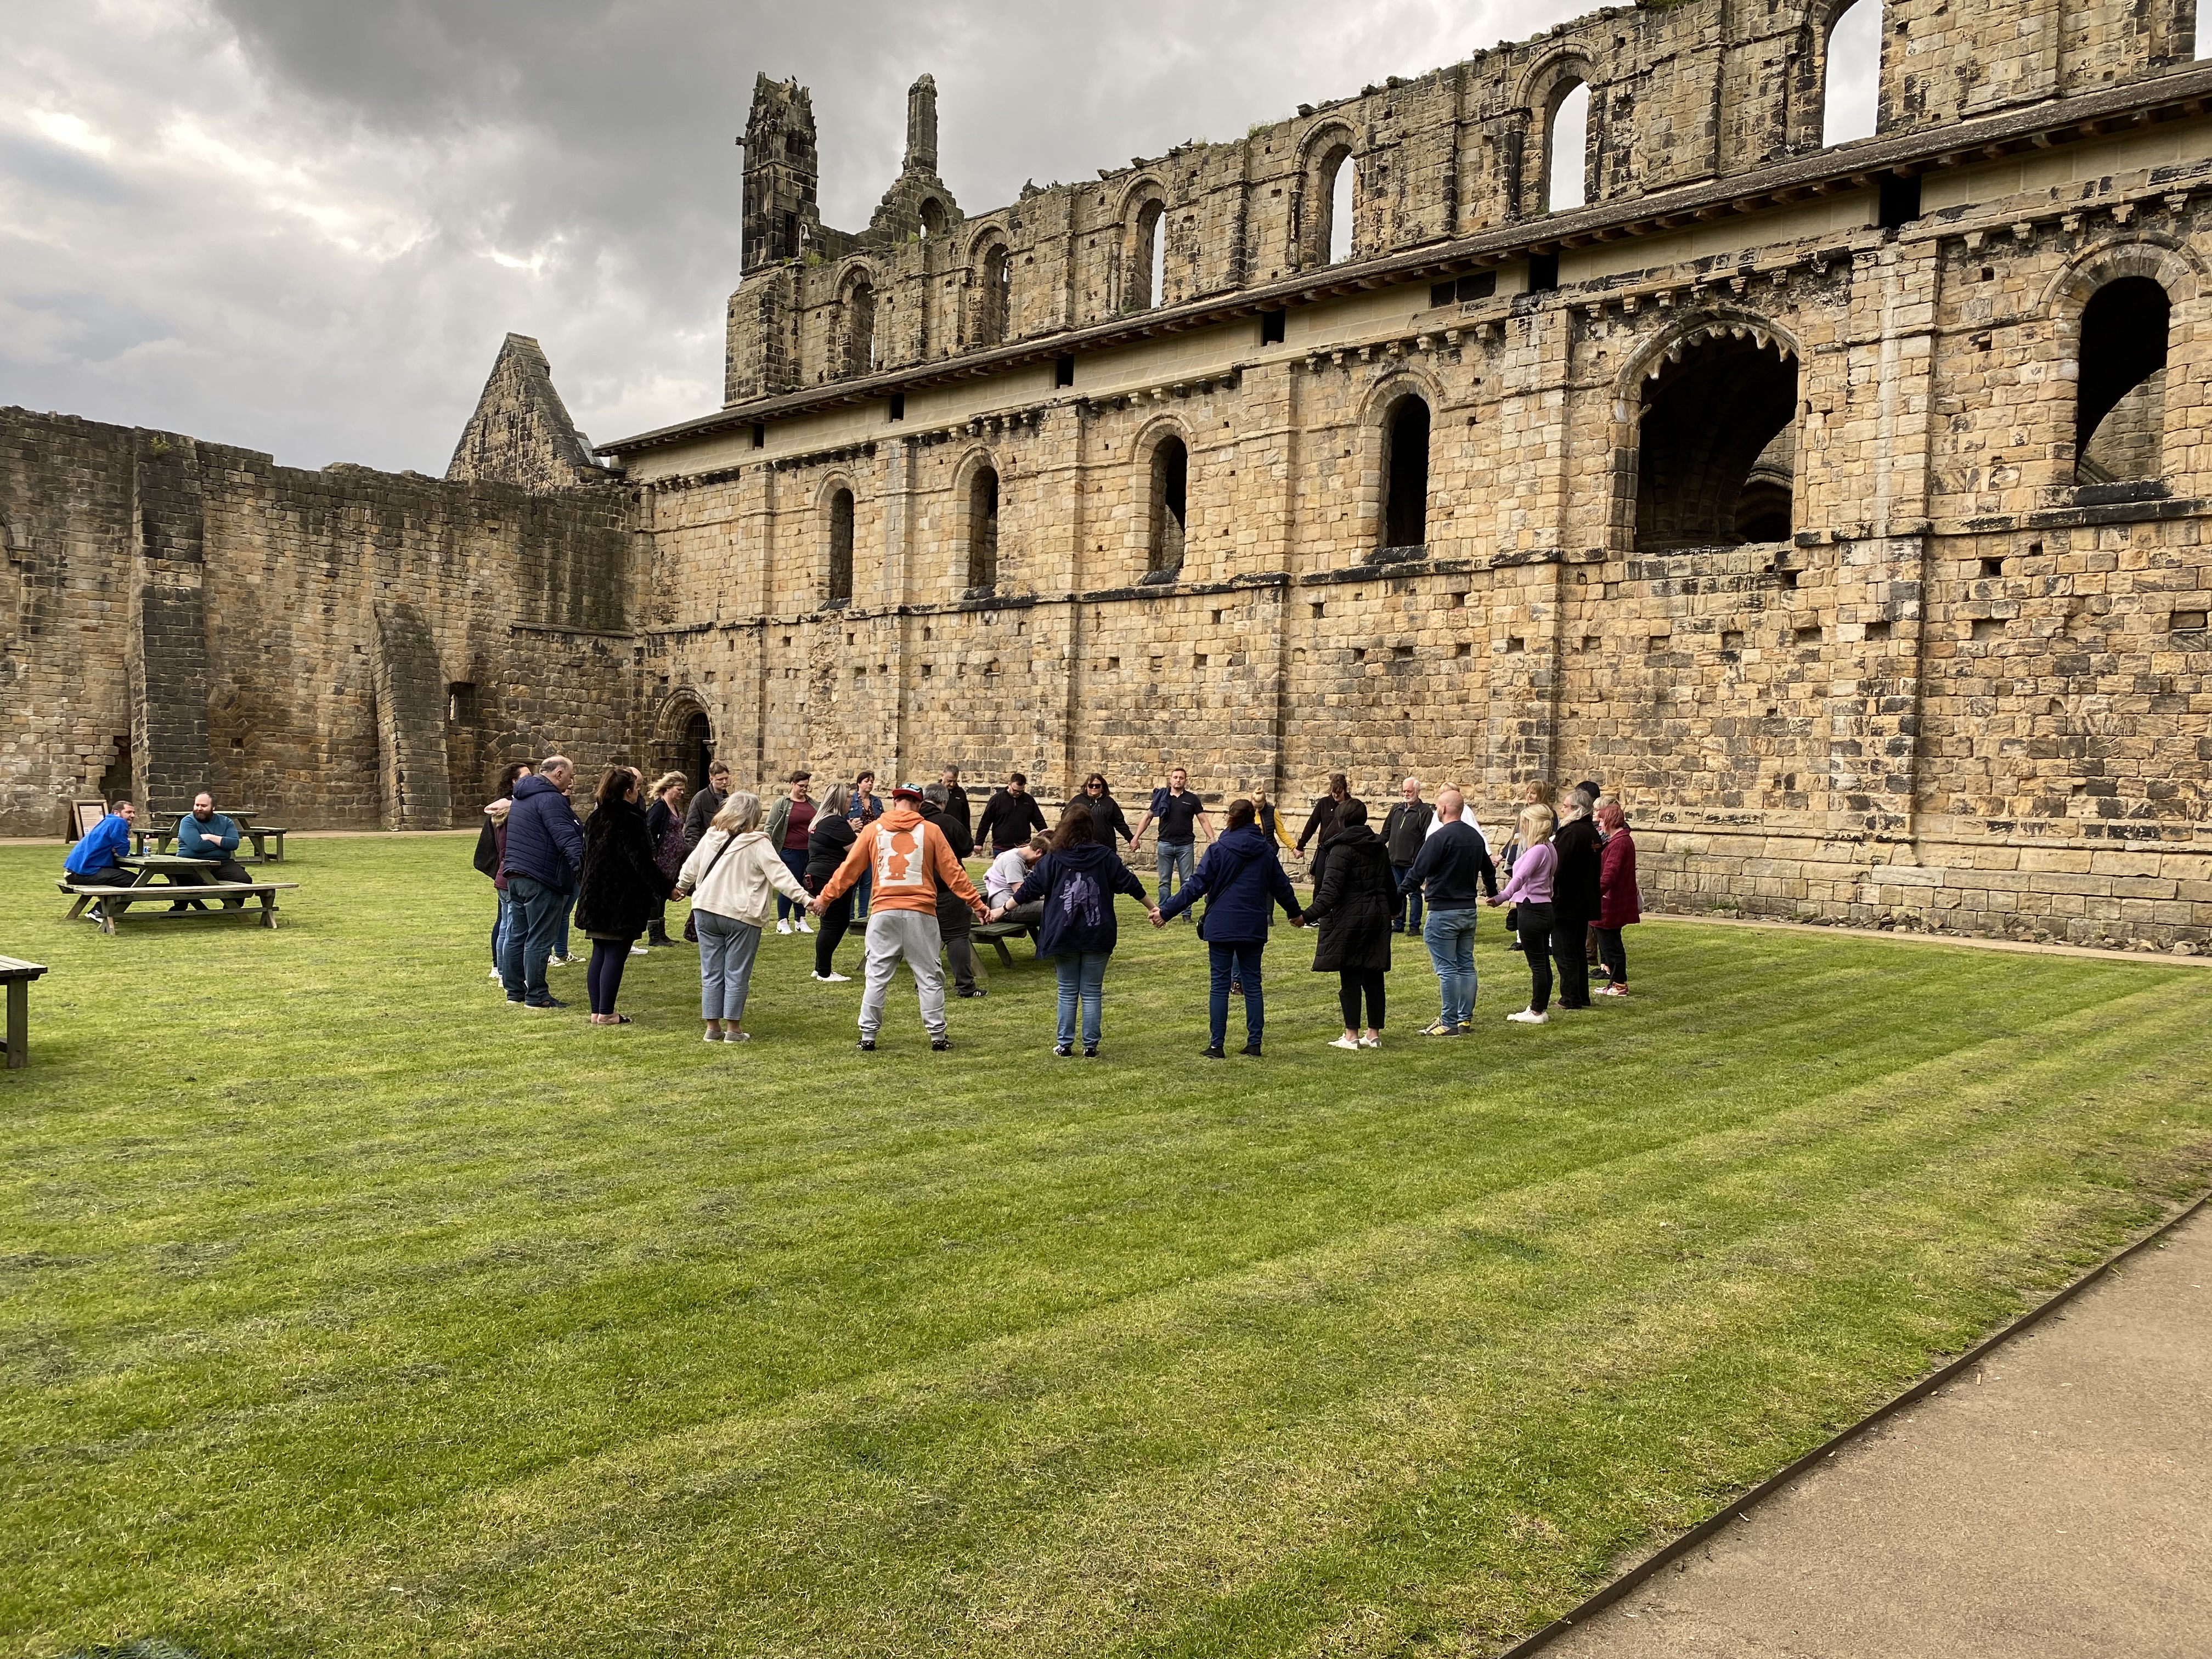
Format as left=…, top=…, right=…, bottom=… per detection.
left=1337, top=968, right=1385, bottom=1030
left=1522, top=928, right=1555, bottom=1014
left=814, top=892, right=855, bottom=977
left=587, top=937, right=634, bottom=1015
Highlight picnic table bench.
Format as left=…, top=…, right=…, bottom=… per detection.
left=59, top=854, right=298, bottom=934
left=974, top=917, right=1040, bottom=968
left=0, top=956, right=48, bottom=1070
left=130, top=814, right=289, bottom=862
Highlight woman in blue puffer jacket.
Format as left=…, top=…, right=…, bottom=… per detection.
left=1153, top=797, right=1306, bottom=1058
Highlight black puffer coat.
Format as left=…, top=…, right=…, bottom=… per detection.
left=1303, top=825, right=1396, bottom=973
left=574, top=797, right=673, bottom=941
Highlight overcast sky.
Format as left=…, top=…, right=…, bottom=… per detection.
left=0, top=1, right=1878, bottom=476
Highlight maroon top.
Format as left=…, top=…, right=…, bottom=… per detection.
left=782, top=797, right=816, bottom=851
left=1598, top=827, right=1640, bottom=929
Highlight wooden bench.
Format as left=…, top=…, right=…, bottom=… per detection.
left=58, top=881, right=298, bottom=934
left=974, top=918, right=1040, bottom=968
left=0, top=956, right=48, bottom=1070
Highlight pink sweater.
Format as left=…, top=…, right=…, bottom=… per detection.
left=1498, top=842, right=1556, bottom=906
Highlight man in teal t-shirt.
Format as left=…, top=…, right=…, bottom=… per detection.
left=174, top=792, right=251, bottom=907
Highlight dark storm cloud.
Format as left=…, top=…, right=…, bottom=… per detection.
left=2, top=0, right=1728, bottom=473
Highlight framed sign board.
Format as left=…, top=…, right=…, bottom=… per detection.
left=68, top=799, right=108, bottom=841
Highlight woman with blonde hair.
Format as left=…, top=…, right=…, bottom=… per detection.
left=1488, top=801, right=1558, bottom=1025
left=674, top=790, right=811, bottom=1042
left=643, top=770, right=689, bottom=946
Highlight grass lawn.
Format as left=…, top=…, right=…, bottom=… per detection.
left=4, top=834, right=2209, bottom=1658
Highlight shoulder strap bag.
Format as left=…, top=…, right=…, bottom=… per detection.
left=681, top=830, right=740, bottom=944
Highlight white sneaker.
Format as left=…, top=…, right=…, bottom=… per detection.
left=630, top=945, right=650, bottom=956
left=488, top=968, right=503, bottom=981
left=1358, top=1034, right=1379, bottom=1049
left=1329, top=1035, right=1361, bottom=1051
left=796, top=918, right=812, bottom=933
left=1507, top=1008, right=1549, bottom=1025
left=812, top=970, right=851, bottom=983
left=776, top=919, right=793, bottom=935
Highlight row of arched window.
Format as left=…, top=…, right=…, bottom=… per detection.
left=814, top=258, right=2179, bottom=601
left=828, top=5, right=1889, bottom=383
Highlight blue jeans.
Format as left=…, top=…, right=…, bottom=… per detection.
left=1392, top=862, right=1423, bottom=931
left=776, top=849, right=809, bottom=921
left=502, top=875, right=569, bottom=1005
left=1157, top=841, right=1196, bottom=914
left=1054, top=950, right=1110, bottom=1048
left=696, top=910, right=763, bottom=1022
left=555, top=888, right=576, bottom=960
left=491, top=887, right=511, bottom=965
left=1423, top=905, right=1481, bottom=1026
left=1207, top=941, right=1265, bottom=1050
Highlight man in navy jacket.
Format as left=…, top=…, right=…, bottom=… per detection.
left=500, top=757, right=586, bottom=1009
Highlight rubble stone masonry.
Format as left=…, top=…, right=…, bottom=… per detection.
left=4, top=0, right=2209, bottom=952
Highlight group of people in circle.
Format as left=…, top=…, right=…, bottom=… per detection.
left=474, top=756, right=1640, bottom=1056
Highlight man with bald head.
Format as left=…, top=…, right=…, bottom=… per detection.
left=174, top=791, right=251, bottom=909
left=1398, top=786, right=1498, bottom=1036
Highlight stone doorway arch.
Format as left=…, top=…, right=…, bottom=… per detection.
left=651, top=692, right=717, bottom=794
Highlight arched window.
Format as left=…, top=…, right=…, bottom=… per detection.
left=1634, top=328, right=1799, bottom=549
left=1149, top=436, right=1188, bottom=575
left=2076, top=276, right=2171, bottom=484
left=827, top=487, right=854, bottom=605
left=919, top=198, right=946, bottom=239
left=1137, top=201, right=1167, bottom=309
left=1822, top=1, right=1882, bottom=146
left=1380, top=394, right=1431, bottom=553
left=977, top=242, right=1011, bottom=345
left=1327, top=151, right=1355, bottom=263
left=966, top=465, right=1000, bottom=592
left=842, top=275, right=877, bottom=377
left=1545, top=81, right=1590, bottom=212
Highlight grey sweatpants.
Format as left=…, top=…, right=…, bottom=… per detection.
left=859, top=910, right=947, bottom=1039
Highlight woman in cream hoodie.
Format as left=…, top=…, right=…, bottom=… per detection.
left=674, top=791, right=810, bottom=1043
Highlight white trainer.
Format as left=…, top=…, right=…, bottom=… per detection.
left=795, top=918, right=812, bottom=933
left=812, top=970, right=851, bottom=983
left=1506, top=1008, right=1549, bottom=1024
left=1329, top=1035, right=1361, bottom=1051
left=1358, top=1034, right=1379, bottom=1048
left=776, top=919, right=792, bottom=935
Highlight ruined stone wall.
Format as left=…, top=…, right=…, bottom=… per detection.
left=727, top=0, right=2199, bottom=399
left=633, top=83, right=2212, bottom=952
left=1, top=408, right=640, bottom=836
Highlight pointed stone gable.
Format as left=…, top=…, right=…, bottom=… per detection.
left=444, top=333, right=605, bottom=493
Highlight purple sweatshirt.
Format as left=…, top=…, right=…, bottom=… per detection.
left=1497, top=841, right=1556, bottom=906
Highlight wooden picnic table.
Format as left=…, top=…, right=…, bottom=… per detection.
left=131, top=812, right=289, bottom=862
left=0, top=956, right=48, bottom=1070
left=58, top=854, right=298, bottom=935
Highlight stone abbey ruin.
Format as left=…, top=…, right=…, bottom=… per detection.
left=5, top=0, right=2211, bottom=947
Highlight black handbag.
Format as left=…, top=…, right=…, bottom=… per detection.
left=680, top=830, right=738, bottom=944
left=1503, top=905, right=1519, bottom=933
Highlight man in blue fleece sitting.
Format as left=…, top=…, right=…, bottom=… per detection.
left=174, top=792, right=252, bottom=908
left=63, top=797, right=135, bottom=919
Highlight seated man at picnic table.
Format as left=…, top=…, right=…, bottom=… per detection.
left=63, top=798, right=135, bottom=905
left=173, top=792, right=252, bottom=908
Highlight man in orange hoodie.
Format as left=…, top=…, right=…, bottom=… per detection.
left=810, top=782, right=988, bottom=1051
